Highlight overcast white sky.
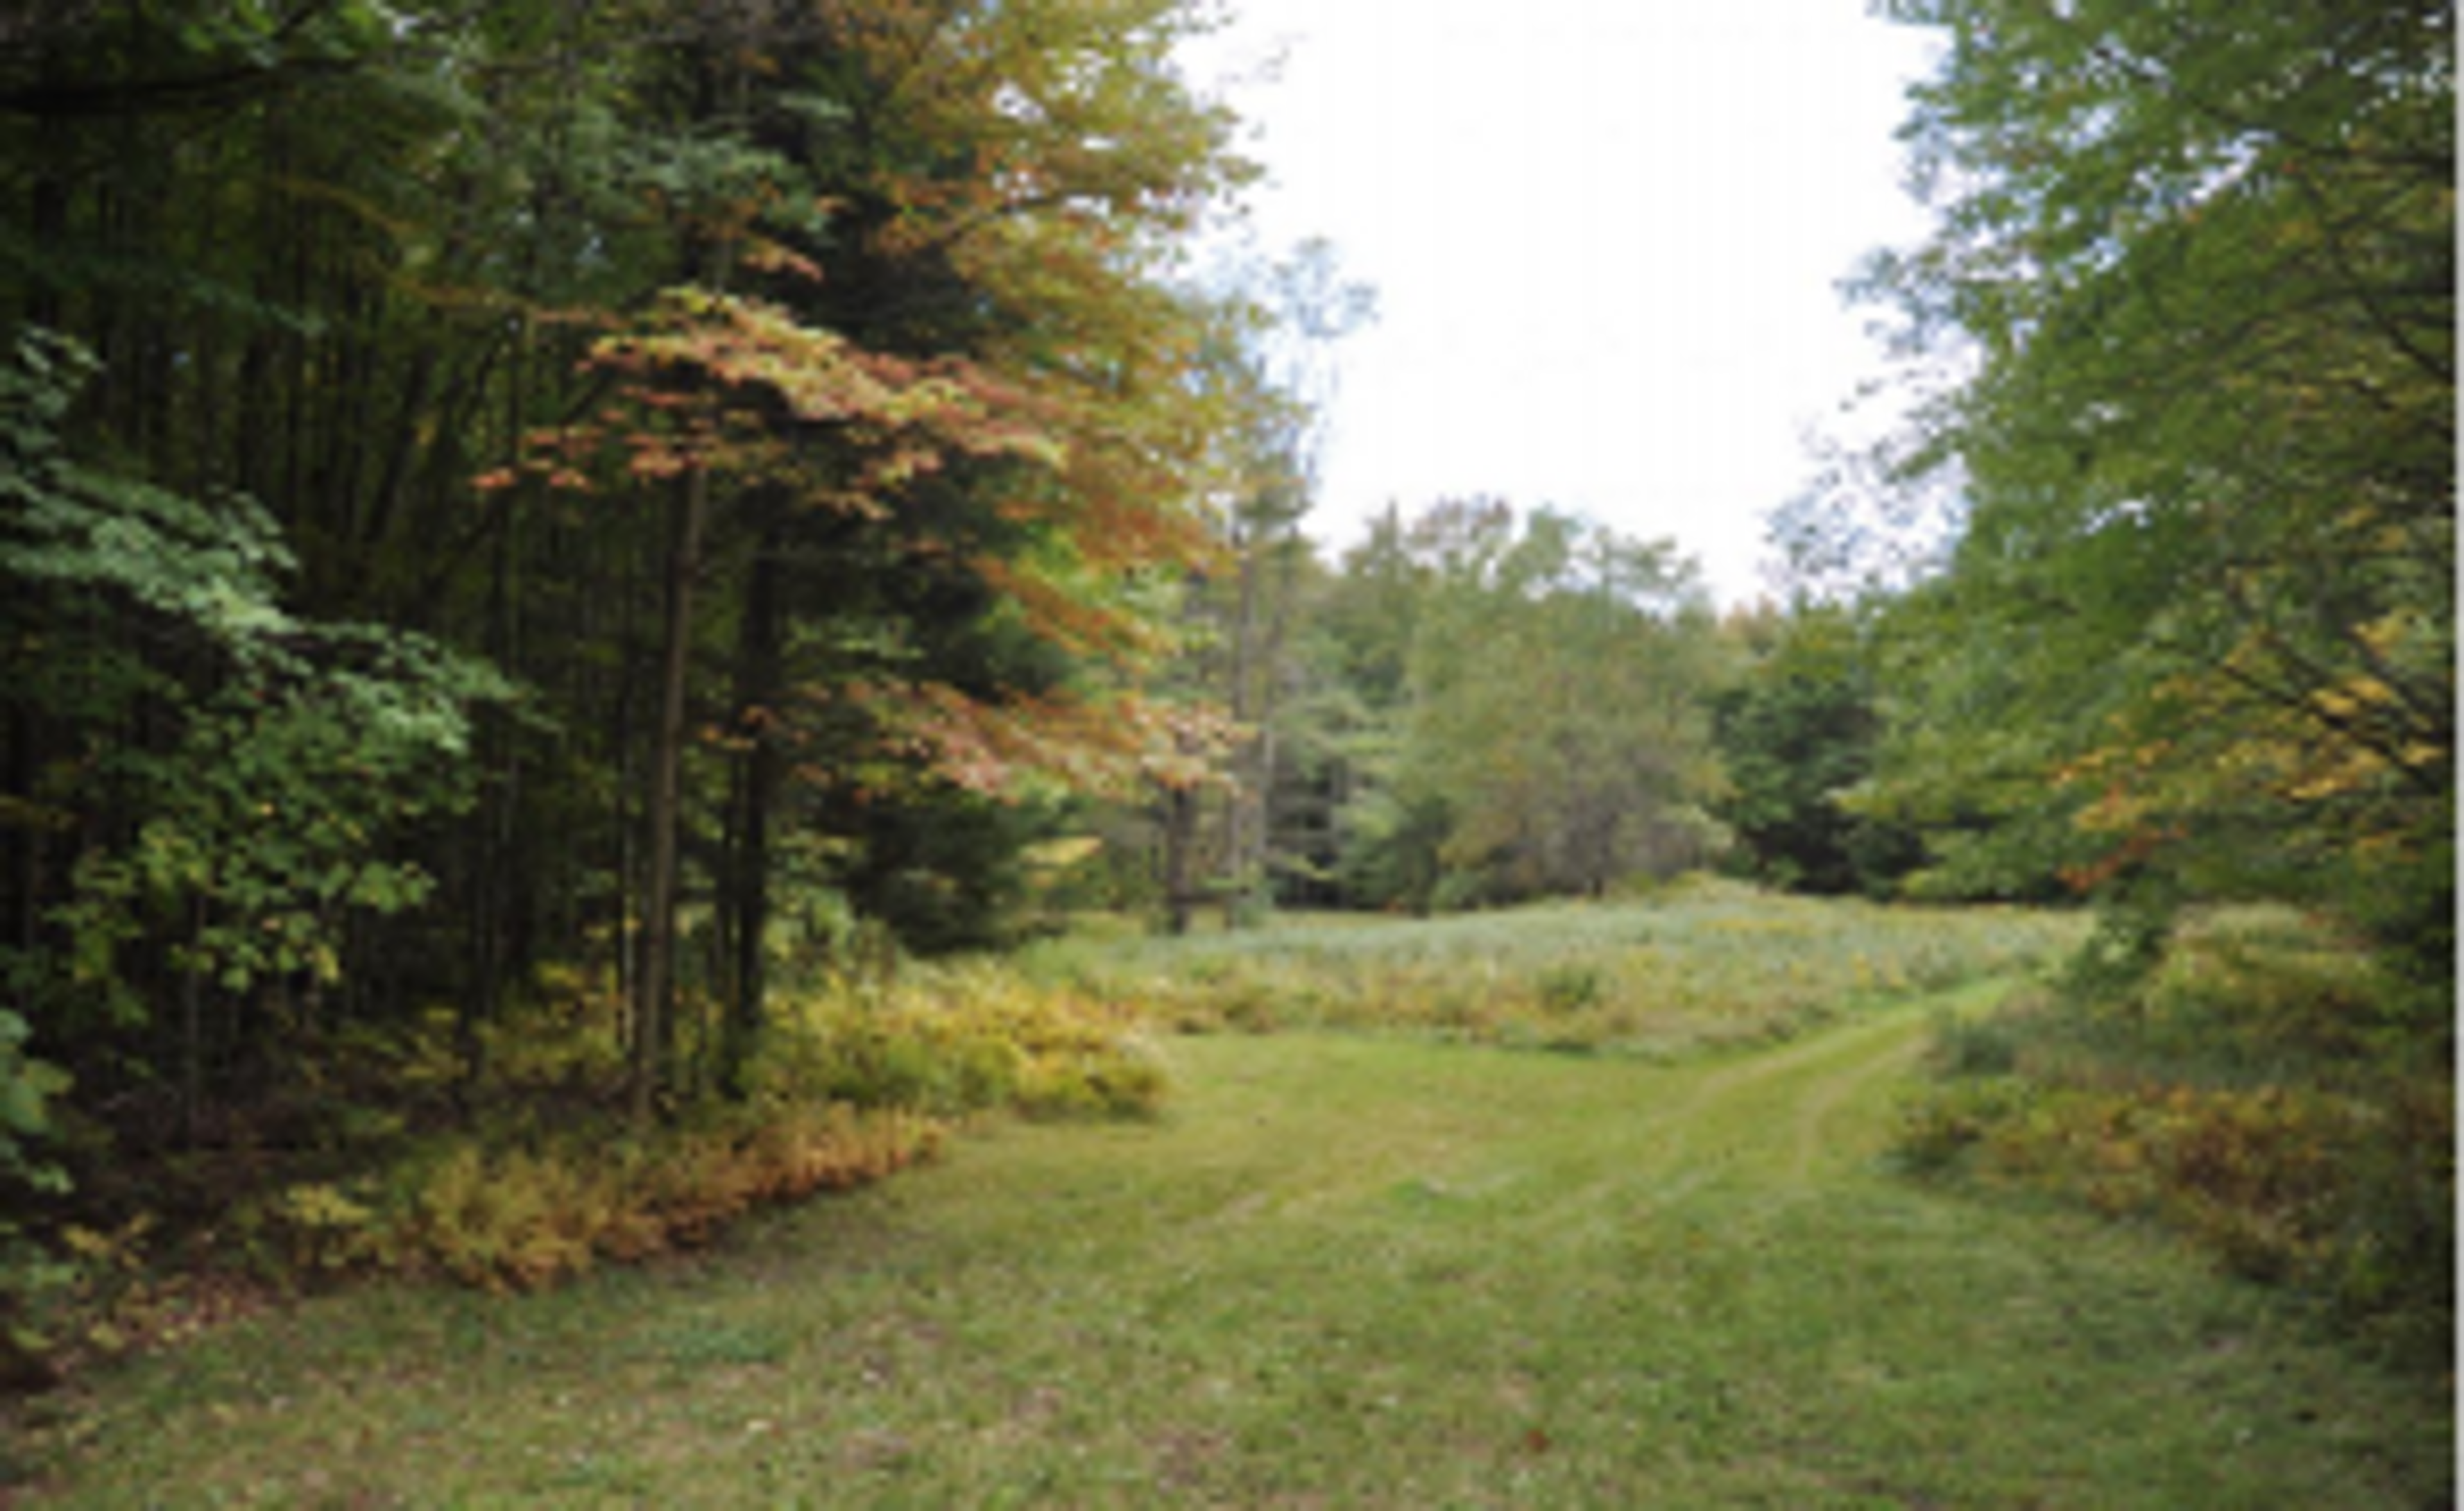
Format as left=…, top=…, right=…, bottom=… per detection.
left=1182, top=1, right=1938, bottom=606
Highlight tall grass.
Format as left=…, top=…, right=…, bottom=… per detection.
left=1022, top=878, right=2089, bottom=1056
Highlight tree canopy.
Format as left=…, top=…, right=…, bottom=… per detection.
left=1847, top=0, right=2452, bottom=990
left=0, top=0, right=1281, bottom=1135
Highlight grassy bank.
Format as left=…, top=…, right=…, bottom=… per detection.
left=13, top=978, right=2449, bottom=1505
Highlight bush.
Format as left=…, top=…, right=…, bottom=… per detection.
left=1894, top=918, right=2454, bottom=1366
left=757, top=966, right=1170, bottom=1121
left=1534, top=964, right=1604, bottom=1014
left=244, top=1103, right=948, bottom=1295
left=1924, top=999, right=2034, bottom=1078
left=210, top=966, right=1168, bottom=1299
left=0, top=1009, right=74, bottom=1383
left=1892, top=1075, right=2037, bottom=1174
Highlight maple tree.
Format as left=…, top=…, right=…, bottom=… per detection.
left=0, top=0, right=1279, bottom=1141
left=1850, top=0, right=2451, bottom=990
left=603, top=0, right=1262, bottom=1098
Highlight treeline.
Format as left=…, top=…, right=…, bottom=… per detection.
left=1113, top=0, right=2456, bottom=1021
left=1855, top=0, right=2453, bottom=1359
left=1, top=0, right=1296, bottom=1129
left=1084, top=497, right=1919, bottom=925
left=0, top=0, right=1362, bottom=1345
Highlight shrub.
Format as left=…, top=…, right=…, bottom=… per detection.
left=757, top=966, right=1170, bottom=1121
left=1892, top=1075, right=2036, bottom=1174
left=1, top=1008, right=75, bottom=1382
left=1894, top=920, right=2454, bottom=1367
left=243, top=1104, right=950, bottom=1295
left=209, top=957, right=1186, bottom=1299
left=1924, top=1002, right=2030, bottom=1078
left=1535, top=964, right=1604, bottom=1014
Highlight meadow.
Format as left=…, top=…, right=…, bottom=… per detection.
left=1020, top=881, right=2085, bottom=1054
left=7, top=892, right=2451, bottom=1505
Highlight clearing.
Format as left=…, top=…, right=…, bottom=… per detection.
left=13, top=981, right=2450, bottom=1506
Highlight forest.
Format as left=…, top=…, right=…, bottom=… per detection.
left=0, top=0, right=2451, bottom=1448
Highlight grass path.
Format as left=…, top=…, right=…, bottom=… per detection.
left=15, top=984, right=2451, bottom=1507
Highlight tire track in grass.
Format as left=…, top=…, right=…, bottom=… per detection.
left=1679, top=982, right=2003, bottom=1191
left=1491, top=980, right=2001, bottom=1242
left=1611, top=993, right=1940, bottom=1202
left=1783, top=1012, right=1930, bottom=1186
left=26, top=976, right=2449, bottom=1508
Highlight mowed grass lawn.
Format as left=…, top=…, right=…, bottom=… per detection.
left=15, top=975, right=2449, bottom=1507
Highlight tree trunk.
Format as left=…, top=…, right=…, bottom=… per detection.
left=719, top=517, right=785, bottom=1098
left=1217, top=537, right=1257, bottom=930
left=1246, top=524, right=1303, bottom=916
left=180, top=898, right=207, bottom=1151
left=458, top=483, right=521, bottom=1104
left=631, top=463, right=710, bottom=1125
left=1159, top=774, right=1197, bottom=937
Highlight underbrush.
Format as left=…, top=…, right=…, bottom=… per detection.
left=1023, top=881, right=2085, bottom=1055
left=1896, top=909, right=2454, bottom=1366
left=749, top=964, right=1168, bottom=1123
left=241, top=1100, right=950, bottom=1296
left=10, top=965, right=1163, bottom=1379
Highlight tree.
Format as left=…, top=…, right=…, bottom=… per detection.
left=1, top=328, right=505, bottom=1138
left=521, top=0, right=1266, bottom=1100
left=1854, top=0, right=2452, bottom=986
left=1711, top=604, right=1922, bottom=897
left=1136, top=238, right=1374, bottom=929
left=0, top=0, right=1279, bottom=1133
left=1326, top=501, right=1729, bottom=910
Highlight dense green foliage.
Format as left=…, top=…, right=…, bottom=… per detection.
left=0, top=0, right=2445, bottom=1406
left=1847, top=0, right=2453, bottom=1364
left=1851, top=0, right=2452, bottom=960
left=1709, top=604, right=1923, bottom=897
left=3, top=330, right=509, bottom=1029
left=0, top=0, right=1277, bottom=1369
left=1126, top=499, right=1734, bottom=918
